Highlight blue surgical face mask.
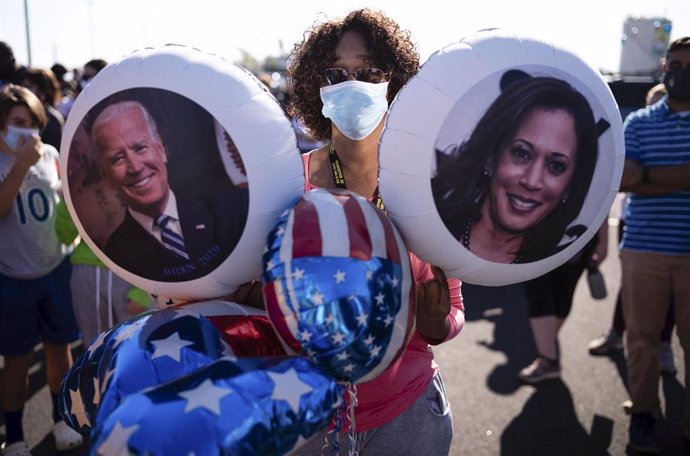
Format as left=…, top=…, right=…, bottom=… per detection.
left=2, top=125, right=39, bottom=151
left=320, top=81, right=389, bottom=141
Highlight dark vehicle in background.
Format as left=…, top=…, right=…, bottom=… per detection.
left=607, top=76, right=659, bottom=120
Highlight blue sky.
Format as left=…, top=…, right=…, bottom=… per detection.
left=1, top=0, right=689, bottom=74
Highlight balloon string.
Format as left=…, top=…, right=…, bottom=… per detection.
left=323, top=400, right=345, bottom=456
left=95, top=267, right=101, bottom=334
left=347, top=383, right=359, bottom=456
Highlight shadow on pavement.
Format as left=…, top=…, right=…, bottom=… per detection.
left=462, top=282, right=537, bottom=395
left=591, top=347, right=629, bottom=392
left=500, top=380, right=613, bottom=456
left=655, top=374, right=688, bottom=456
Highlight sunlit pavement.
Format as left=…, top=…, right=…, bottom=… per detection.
left=437, top=220, right=687, bottom=456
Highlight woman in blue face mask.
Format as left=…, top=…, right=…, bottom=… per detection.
left=288, top=8, right=420, bottom=204
left=286, top=9, right=465, bottom=456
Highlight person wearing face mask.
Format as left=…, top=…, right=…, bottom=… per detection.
left=282, top=9, right=465, bottom=455
left=617, top=36, right=690, bottom=454
left=0, top=85, right=83, bottom=456
left=57, top=59, right=108, bottom=121
left=22, top=68, right=65, bottom=150
left=79, top=59, right=107, bottom=92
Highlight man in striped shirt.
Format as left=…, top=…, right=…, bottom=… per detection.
left=619, top=36, right=690, bottom=455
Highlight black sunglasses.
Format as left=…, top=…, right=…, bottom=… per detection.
left=319, top=67, right=388, bottom=86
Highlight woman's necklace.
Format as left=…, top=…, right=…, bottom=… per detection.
left=462, top=219, right=522, bottom=264
left=328, top=144, right=385, bottom=211
left=461, top=219, right=472, bottom=250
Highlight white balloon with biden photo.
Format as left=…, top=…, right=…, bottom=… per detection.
left=60, top=44, right=303, bottom=301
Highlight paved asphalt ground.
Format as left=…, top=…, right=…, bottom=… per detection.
left=1, top=221, right=687, bottom=456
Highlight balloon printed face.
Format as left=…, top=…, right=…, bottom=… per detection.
left=431, top=69, right=606, bottom=266
left=67, top=88, right=250, bottom=283
left=488, top=107, right=578, bottom=235
left=379, top=30, right=624, bottom=286
left=93, top=104, right=170, bottom=218
left=59, top=45, right=304, bottom=301
left=262, top=188, right=415, bottom=384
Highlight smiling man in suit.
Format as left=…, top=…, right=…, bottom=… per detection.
left=92, top=100, right=248, bottom=282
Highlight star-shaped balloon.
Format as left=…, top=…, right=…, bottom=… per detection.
left=60, top=300, right=288, bottom=434
left=90, top=357, right=342, bottom=456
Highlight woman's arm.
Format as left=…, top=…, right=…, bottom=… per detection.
left=590, top=220, right=609, bottom=267
left=415, top=262, right=465, bottom=345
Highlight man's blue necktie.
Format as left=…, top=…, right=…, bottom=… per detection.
left=155, top=214, right=190, bottom=260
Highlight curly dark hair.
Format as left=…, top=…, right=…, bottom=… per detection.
left=287, top=8, right=419, bottom=140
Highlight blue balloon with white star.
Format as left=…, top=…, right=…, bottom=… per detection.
left=59, top=300, right=289, bottom=434
left=89, top=356, right=342, bottom=456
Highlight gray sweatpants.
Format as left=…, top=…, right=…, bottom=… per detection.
left=290, top=372, right=453, bottom=456
left=70, top=264, right=137, bottom=346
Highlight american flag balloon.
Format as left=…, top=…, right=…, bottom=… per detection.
left=88, top=356, right=342, bottom=456
left=262, top=188, right=415, bottom=384
left=59, top=300, right=290, bottom=434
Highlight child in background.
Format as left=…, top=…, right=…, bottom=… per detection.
left=0, top=84, right=83, bottom=456
left=56, top=199, right=151, bottom=346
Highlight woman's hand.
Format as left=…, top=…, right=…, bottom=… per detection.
left=415, top=266, right=451, bottom=342
left=589, top=221, right=609, bottom=268
left=590, top=239, right=608, bottom=268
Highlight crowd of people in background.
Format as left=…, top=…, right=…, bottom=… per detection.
left=0, top=37, right=326, bottom=456
left=0, top=42, right=151, bottom=456
left=0, top=26, right=689, bottom=456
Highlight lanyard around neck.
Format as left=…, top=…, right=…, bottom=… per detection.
left=328, top=144, right=385, bottom=211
